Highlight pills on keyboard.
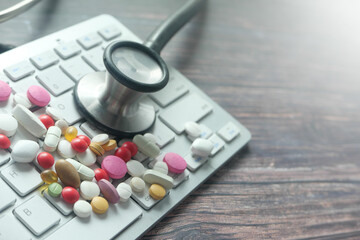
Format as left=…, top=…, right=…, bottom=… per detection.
left=89, top=142, right=105, bottom=156
left=121, top=141, right=138, bottom=156
left=38, top=114, right=54, bottom=129
left=66, top=158, right=95, bottom=181
left=101, top=139, right=116, bottom=151
left=184, top=121, right=202, bottom=139
left=153, top=161, right=168, bottom=175
left=27, top=85, right=51, bottom=107
left=71, top=138, right=88, bottom=153
left=12, top=104, right=47, bottom=138
left=91, top=134, right=109, bottom=145
left=91, top=196, right=109, bottom=214
left=191, top=138, right=214, bottom=157
left=77, top=135, right=91, bottom=146
left=57, top=139, right=76, bottom=158
left=114, top=147, right=131, bottom=162
left=98, top=179, right=120, bottom=203
left=0, top=81, right=11, bottom=101
left=74, top=200, right=92, bottom=218
left=116, top=183, right=132, bottom=202
left=94, top=168, right=109, bottom=181
left=126, top=160, right=145, bottom=177
left=101, top=155, right=127, bottom=179
left=133, top=134, right=160, bottom=158
left=143, top=169, right=174, bottom=189
left=0, top=114, right=18, bottom=137
left=76, top=148, right=96, bottom=166
left=43, top=126, right=61, bottom=152
left=13, top=93, right=32, bottom=109
left=37, top=152, right=54, bottom=169
left=80, top=181, right=100, bottom=200
left=163, top=152, right=187, bottom=174
left=62, top=186, right=80, bottom=204
left=55, top=119, right=68, bottom=135
left=46, top=107, right=63, bottom=121
left=130, top=177, right=145, bottom=192
left=64, top=126, right=78, bottom=142
left=40, top=170, right=58, bottom=184
left=0, top=134, right=10, bottom=149
left=48, top=182, right=63, bottom=197
left=11, top=140, right=39, bottom=163
left=149, top=184, right=166, bottom=200
left=55, top=159, right=81, bottom=188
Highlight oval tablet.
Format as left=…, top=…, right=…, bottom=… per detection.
left=0, top=114, right=18, bottom=137
left=13, top=93, right=32, bottom=109
left=184, top=121, right=201, bottom=139
left=101, top=139, right=116, bottom=151
left=74, top=200, right=92, bottom=218
left=80, top=181, right=100, bottom=200
left=130, top=177, right=145, bottom=192
left=91, top=134, right=109, bottom=145
left=144, top=133, right=156, bottom=144
left=43, top=126, right=61, bottom=152
left=91, top=196, right=108, bottom=214
left=62, top=186, right=79, bottom=204
left=116, top=183, right=132, bottom=202
left=55, top=119, right=68, bottom=135
left=149, top=184, right=166, bottom=200
left=126, top=160, right=145, bottom=177
left=153, top=161, right=168, bottom=175
left=0, top=81, right=11, bottom=101
left=11, top=140, right=39, bottom=163
left=142, top=169, right=174, bottom=189
left=76, top=148, right=96, bottom=166
left=98, top=179, right=120, bottom=204
left=133, top=134, right=160, bottom=158
left=27, top=85, right=51, bottom=107
left=101, top=155, right=127, bottom=179
left=55, top=159, right=81, bottom=188
left=191, top=138, right=214, bottom=157
left=12, top=104, right=47, bottom=138
left=163, top=152, right=187, bottom=174
left=40, top=170, right=58, bottom=184
left=57, top=139, right=76, bottom=158
left=66, top=158, right=95, bottom=181
left=0, top=134, right=10, bottom=149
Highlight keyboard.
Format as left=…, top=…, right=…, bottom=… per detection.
left=0, top=15, right=251, bottom=239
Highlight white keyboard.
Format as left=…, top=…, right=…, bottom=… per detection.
left=0, top=15, right=251, bottom=239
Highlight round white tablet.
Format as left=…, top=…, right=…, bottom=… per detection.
left=11, top=140, right=39, bottom=163
left=191, top=138, right=214, bottom=157
left=130, top=177, right=145, bottom=192
left=116, top=183, right=132, bottom=202
left=73, top=200, right=92, bottom=218
left=80, top=181, right=100, bottom=200
left=0, top=114, right=18, bottom=137
left=126, top=160, right=145, bottom=177
left=57, top=139, right=76, bottom=158
left=76, top=148, right=96, bottom=166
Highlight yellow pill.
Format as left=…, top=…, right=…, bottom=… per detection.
left=101, top=139, right=117, bottom=151
left=91, top=196, right=109, bottom=214
left=40, top=170, right=58, bottom=184
left=149, top=184, right=166, bottom=200
left=89, top=142, right=105, bottom=156
left=64, top=126, right=78, bottom=142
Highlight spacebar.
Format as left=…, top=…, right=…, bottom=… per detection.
left=46, top=200, right=142, bottom=240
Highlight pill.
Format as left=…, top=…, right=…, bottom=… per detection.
left=11, top=140, right=39, bottom=163
left=114, top=147, right=131, bottom=162
left=101, top=155, right=127, bottom=179
left=163, top=152, right=187, bottom=174
left=89, top=142, right=105, bottom=156
left=0, top=114, right=18, bottom=137
left=91, top=196, right=109, bottom=214
left=130, top=177, right=145, bottom=192
left=101, top=139, right=116, bottom=151
left=62, top=186, right=80, bottom=204
left=79, top=181, right=100, bottom=200
left=91, top=134, right=109, bottom=145
left=27, top=85, right=51, bottom=107
left=55, top=119, right=68, bottom=135
left=0, top=134, right=10, bottom=149
left=153, top=161, right=168, bottom=175
left=57, top=139, right=76, bottom=158
left=94, top=168, right=109, bottom=181
left=37, top=152, right=54, bottom=169
left=184, top=121, right=202, bottom=139
left=66, top=158, right=95, bottom=181
left=126, top=160, right=145, bottom=177
left=43, top=126, right=61, bottom=152
left=121, top=141, right=138, bottom=156
left=48, top=182, right=63, bottom=197
left=77, top=135, right=91, bottom=146
left=40, top=170, right=58, bottom=184
left=191, top=138, right=214, bottom=157
left=71, top=138, right=88, bottom=153
left=73, top=200, right=92, bottom=218
left=0, top=81, right=11, bottom=101
left=149, top=184, right=166, bottom=200
left=45, top=107, right=63, bottom=121
left=76, top=148, right=96, bottom=166
left=133, top=134, right=160, bottom=158
left=13, top=93, right=32, bottom=109
left=142, top=169, right=174, bottom=189
left=98, top=179, right=120, bottom=204
left=38, top=114, right=54, bottom=129
left=55, top=159, right=81, bottom=188
left=144, top=133, right=157, bottom=145
left=116, top=183, right=132, bottom=202
left=12, top=104, right=47, bottom=138
left=64, top=126, right=78, bottom=142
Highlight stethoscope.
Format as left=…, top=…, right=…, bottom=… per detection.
left=1, top=0, right=205, bottom=137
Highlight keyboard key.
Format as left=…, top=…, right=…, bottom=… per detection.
left=218, top=121, right=240, bottom=142
left=30, top=50, right=59, bottom=70
left=54, top=41, right=81, bottom=59
left=11, top=76, right=39, bottom=94
left=77, top=33, right=102, bottom=50
left=0, top=178, right=16, bottom=212
left=82, top=47, right=105, bottom=71
left=13, top=195, right=61, bottom=236
left=4, top=61, right=35, bottom=81
left=60, top=57, right=94, bottom=81
left=159, top=93, right=213, bottom=134
left=37, top=67, right=75, bottom=96
left=151, top=119, right=175, bottom=148
left=184, top=153, right=208, bottom=171
left=0, top=214, right=34, bottom=240
left=168, top=169, right=189, bottom=188
left=187, top=124, right=213, bottom=141
left=50, top=91, right=82, bottom=125
left=150, top=79, right=189, bottom=107
left=44, top=189, right=73, bottom=216
left=98, top=25, right=121, bottom=40
left=0, top=162, right=43, bottom=196
left=0, top=149, right=10, bottom=166
left=47, top=200, right=142, bottom=240
left=208, top=134, right=225, bottom=156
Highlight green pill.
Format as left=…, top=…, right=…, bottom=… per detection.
left=48, top=182, right=63, bottom=197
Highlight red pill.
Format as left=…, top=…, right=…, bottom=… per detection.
left=94, top=168, right=110, bottom=181
left=39, top=114, right=55, bottom=129
left=37, top=152, right=55, bottom=169
left=62, top=187, right=80, bottom=204
left=0, top=134, right=10, bottom=149
left=77, top=135, right=91, bottom=146
left=122, top=141, right=138, bottom=157
left=114, top=147, right=131, bottom=162
left=71, top=138, right=88, bottom=152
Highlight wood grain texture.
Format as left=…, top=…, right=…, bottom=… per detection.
left=1, top=0, right=360, bottom=239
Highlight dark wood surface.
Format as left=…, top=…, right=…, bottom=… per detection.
left=1, top=0, right=360, bottom=239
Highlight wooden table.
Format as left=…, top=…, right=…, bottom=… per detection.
left=1, top=0, right=360, bottom=239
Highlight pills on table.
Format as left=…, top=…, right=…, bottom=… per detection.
left=74, top=200, right=92, bottom=218
left=66, top=158, right=95, bottom=181
left=80, top=181, right=100, bottom=200
left=101, top=139, right=116, bottom=151
left=40, top=170, right=58, bottom=184
left=13, top=93, right=32, bottom=109
left=0, top=134, right=10, bottom=149
left=101, top=155, right=127, bottom=179
left=0, top=114, right=18, bottom=137
left=153, top=161, right=168, bottom=175
left=43, top=126, right=61, bottom=152
left=143, top=169, right=174, bottom=189
left=48, top=182, right=63, bottom=197
left=149, top=184, right=166, bottom=200
left=133, top=134, right=160, bottom=158
left=77, top=135, right=91, bottom=146
left=11, top=140, right=39, bottom=163
left=163, top=152, right=187, bottom=174
left=37, top=152, right=54, bottom=169
left=55, top=119, right=68, bottom=135
left=191, top=138, right=214, bottom=157
left=121, top=141, right=138, bottom=157
left=144, top=133, right=157, bottom=145
left=64, top=126, right=78, bottom=142
left=98, top=179, right=120, bottom=203
left=27, top=85, right=51, bottom=107
left=91, top=134, right=109, bottom=145
left=71, top=138, right=88, bottom=153
left=76, top=148, right=96, bottom=166
left=45, top=107, right=63, bottom=121
left=91, top=196, right=109, bottom=214
left=62, top=186, right=80, bottom=204
left=114, top=147, right=131, bottom=162
left=116, top=183, right=132, bottom=202
left=55, top=159, right=81, bottom=188
left=184, top=121, right=201, bottom=139
left=89, top=142, right=105, bottom=156
left=126, top=160, right=145, bottom=177
left=12, top=104, right=47, bottom=138
left=57, top=139, right=76, bottom=158
left=130, top=177, right=145, bottom=192
left=0, top=80, right=11, bottom=101
left=94, top=168, right=109, bottom=181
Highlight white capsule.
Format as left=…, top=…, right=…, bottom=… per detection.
left=0, top=114, right=18, bottom=137
left=57, top=139, right=76, bottom=158
left=66, top=158, right=95, bottom=181
left=46, top=107, right=63, bottom=121
left=116, top=182, right=132, bottom=202
left=55, top=119, right=68, bottom=135
left=130, top=177, right=145, bottom=192
left=12, top=104, right=46, bottom=138
left=43, top=126, right=61, bottom=152
left=191, top=138, right=214, bottom=157
left=73, top=200, right=92, bottom=218
left=184, top=121, right=201, bottom=139
left=11, top=140, right=39, bottom=163
left=13, top=93, right=32, bottom=109
left=142, top=169, right=173, bottom=189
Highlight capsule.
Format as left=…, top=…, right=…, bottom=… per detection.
left=40, top=170, right=58, bottom=184
left=64, top=126, right=78, bottom=142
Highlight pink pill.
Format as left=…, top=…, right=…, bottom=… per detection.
left=0, top=81, right=11, bottom=101
left=163, top=152, right=187, bottom=174
left=101, top=155, right=127, bottom=179
left=27, top=85, right=51, bottom=107
left=98, top=179, right=120, bottom=203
